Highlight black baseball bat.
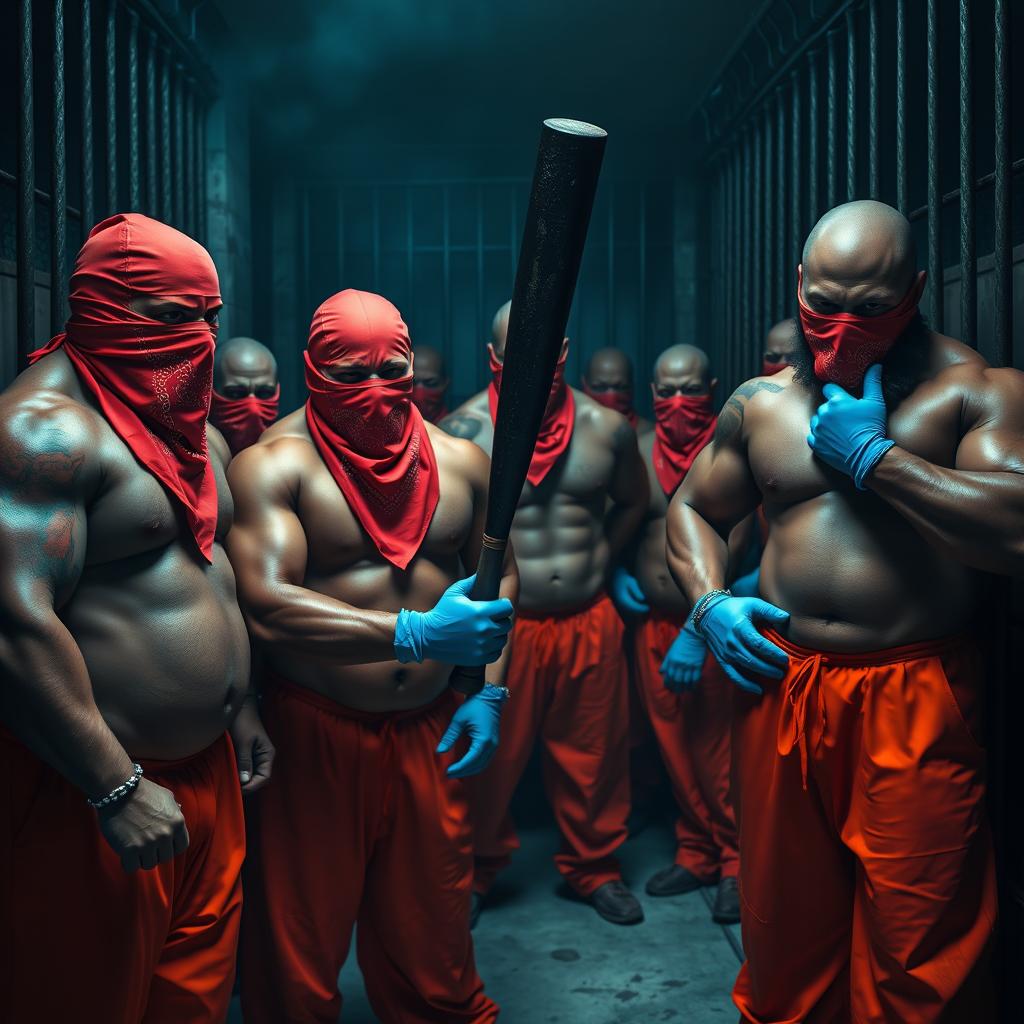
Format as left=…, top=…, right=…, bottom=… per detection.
left=450, top=117, right=607, bottom=695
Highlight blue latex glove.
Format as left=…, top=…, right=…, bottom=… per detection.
left=729, top=566, right=761, bottom=598
left=611, top=565, right=650, bottom=617
left=660, top=624, right=707, bottom=693
left=807, top=364, right=895, bottom=489
left=394, top=574, right=513, bottom=666
left=698, top=596, right=790, bottom=694
left=437, top=683, right=508, bottom=777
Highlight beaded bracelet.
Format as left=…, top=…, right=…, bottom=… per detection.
left=691, top=588, right=733, bottom=636
left=88, top=762, right=144, bottom=810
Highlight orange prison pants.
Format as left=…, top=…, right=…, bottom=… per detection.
left=240, top=676, right=497, bottom=1024
left=633, top=611, right=738, bottom=880
left=0, top=730, right=244, bottom=1024
left=470, top=593, right=630, bottom=897
left=733, top=632, right=996, bottom=1023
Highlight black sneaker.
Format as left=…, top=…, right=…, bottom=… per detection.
left=590, top=881, right=644, bottom=925
left=712, top=876, right=741, bottom=924
left=645, top=864, right=707, bottom=897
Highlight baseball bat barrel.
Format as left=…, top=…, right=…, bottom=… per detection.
left=450, top=118, right=607, bottom=695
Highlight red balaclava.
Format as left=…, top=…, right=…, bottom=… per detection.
left=488, top=343, right=575, bottom=487
left=304, top=290, right=439, bottom=570
left=796, top=266, right=926, bottom=389
left=652, top=392, right=717, bottom=496
left=30, top=213, right=220, bottom=561
left=412, top=383, right=449, bottom=424
left=582, top=381, right=638, bottom=428
left=210, top=385, right=280, bottom=454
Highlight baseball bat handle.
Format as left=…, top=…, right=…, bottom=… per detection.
left=449, top=536, right=509, bottom=696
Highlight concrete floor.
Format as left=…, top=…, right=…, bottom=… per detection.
left=228, top=821, right=742, bottom=1023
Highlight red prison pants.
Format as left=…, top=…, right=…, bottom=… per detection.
left=470, top=593, right=630, bottom=897
left=733, top=632, right=996, bottom=1023
left=0, top=730, right=244, bottom=1024
left=633, top=611, right=738, bottom=880
left=240, top=675, right=497, bottom=1024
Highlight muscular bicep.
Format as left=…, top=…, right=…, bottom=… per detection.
left=954, top=367, right=1024, bottom=476
left=676, top=437, right=760, bottom=536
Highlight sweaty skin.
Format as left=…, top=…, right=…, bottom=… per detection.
left=667, top=201, right=1024, bottom=652
left=583, top=346, right=652, bottom=435
left=214, top=336, right=279, bottom=399
left=0, top=294, right=251, bottom=868
left=228, top=406, right=518, bottom=714
left=441, top=306, right=648, bottom=612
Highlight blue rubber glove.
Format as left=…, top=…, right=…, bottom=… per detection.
left=698, top=596, right=790, bottom=694
left=807, top=364, right=895, bottom=489
left=660, top=624, right=707, bottom=693
left=394, top=574, right=513, bottom=666
left=729, top=566, right=761, bottom=598
left=611, top=565, right=650, bottom=617
left=436, top=683, right=508, bottom=777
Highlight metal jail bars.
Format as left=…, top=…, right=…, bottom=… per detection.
left=11, top=0, right=218, bottom=369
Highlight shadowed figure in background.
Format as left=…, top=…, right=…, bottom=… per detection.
left=0, top=213, right=269, bottom=1023
left=229, top=289, right=516, bottom=1024
left=209, top=336, right=280, bottom=457
left=612, top=343, right=740, bottom=925
left=442, top=300, right=649, bottom=928
left=582, top=345, right=652, bottom=434
left=760, top=317, right=801, bottom=378
left=412, top=343, right=451, bottom=423
left=667, top=200, right=1020, bottom=1022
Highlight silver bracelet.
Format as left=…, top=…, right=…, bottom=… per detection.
left=484, top=683, right=511, bottom=702
left=691, top=589, right=732, bottom=636
left=88, top=763, right=143, bottom=810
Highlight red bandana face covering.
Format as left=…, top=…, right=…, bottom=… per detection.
left=582, top=382, right=638, bottom=428
left=488, top=344, right=575, bottom=487
left=762, top=359, right=788, bottom=377
left=30, top=213, right=220, bottom=561
left=210, top=386, right=280, bottom=454
left=304, top=290, right=439, bottom=570
left=411, top=384, right=448, bottom=424
left=796, top=267, right=926, bottom=390
left=652, top=393, right=717, bottom=496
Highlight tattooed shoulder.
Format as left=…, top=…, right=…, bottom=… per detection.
left=439, top=413, right=483, bottom=440
left=0, top=394, right=95, bottom=495
left=713, top=379, right=785, bottom=445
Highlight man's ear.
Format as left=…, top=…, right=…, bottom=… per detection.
left=710, top=376, right=719, bottom=393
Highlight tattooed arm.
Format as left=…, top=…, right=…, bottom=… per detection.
left=0, top=394, right=137, bottom=797
left=666, top=380, right=780, bottom=604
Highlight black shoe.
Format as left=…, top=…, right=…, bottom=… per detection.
left=645, top=864, right=707, bottom=897
left=469, top=891, right=483, bottom=930
left=590, top=881, right=644, bottom=925
left=712, top=876, right=741, bottom=924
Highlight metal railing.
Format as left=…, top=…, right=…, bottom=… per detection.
left=6, top=0, right=217, bottom=371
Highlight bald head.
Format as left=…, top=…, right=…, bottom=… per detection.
left=491, top=301, right=512, bottom=356
left=652, top=344, right=715, bottom=397
left=214, top=336, right=278, bottom=397
left=801, top=201, right=921, bottom=315
left=764, top=318, right=800, bottom=367
left=584, top=347, right=634, bottom=392
left=412, top=344, right=447, bottom=387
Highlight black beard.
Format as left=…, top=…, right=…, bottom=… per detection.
left=789, top=312, right=932, bottom=408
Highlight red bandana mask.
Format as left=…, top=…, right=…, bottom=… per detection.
left=30, top=213, right=220, bottom=561
left=796, top=267, right=926, bottom=390
left=652, top=393, right=717, bottom=496
left=582, top=382, right=638, bottom=428
left=304, top=290, right=439, bottom=570
left=488, top=344, right=575, bottom=487
left=762, top=359, right=788, bottom=377
left=412, top=383, right=449, bottom=424
left=210, top=386, right=280, bottom=454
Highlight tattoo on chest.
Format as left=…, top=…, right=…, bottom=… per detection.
left=440, top=414, right=482, bottom=440
left=714, top=380, right=784, bottom=444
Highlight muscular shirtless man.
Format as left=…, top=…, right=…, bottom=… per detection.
left=761, top=316, right=800, bottom=377
left=229, top=289, right=515, bottom=1023
left=667, top=200, right=1018, bottom=1022
left=582, top=345, right=652, bottom=433
left=412, top=342, right=450, bottom=423
left=0, top=214, right=263, bottom=1022
left=619, top=344, right=739, bottom=924
left=209, top=335, right=280, bottom=455
left=442, top=300, right=649, bottom=926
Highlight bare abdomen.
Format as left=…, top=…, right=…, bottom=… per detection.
left=64, top=544, right=250, bottom=759
left=636, top=518, right=689, bottom=615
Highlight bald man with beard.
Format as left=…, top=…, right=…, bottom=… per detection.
left=582, top=346, right=652, bottom=434
left=667, top=200, right=1021, bottom=1022
left=209, top=336, right=280, bottom=456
